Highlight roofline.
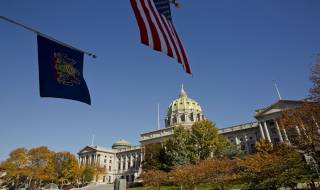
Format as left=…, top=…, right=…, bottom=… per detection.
left=255, top=99, right=305, bottom=117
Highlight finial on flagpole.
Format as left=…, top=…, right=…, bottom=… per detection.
left=274, top=83, right=282, bottom=100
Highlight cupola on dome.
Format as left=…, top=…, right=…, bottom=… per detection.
left=112, top=139, right=131, bottom=149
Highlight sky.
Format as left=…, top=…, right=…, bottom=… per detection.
left=0, top=0, right=319, bottom=161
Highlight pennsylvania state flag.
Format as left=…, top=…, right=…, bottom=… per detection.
left=37, top=35, right=91, bottom=105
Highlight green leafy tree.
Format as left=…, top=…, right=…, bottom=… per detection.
left=164, top=126, right=194, bottom=167
left=80, top=166, right=94, bottom=184
left=142, top=143, right=164, bottom=170
left=190, top=120, right=235, bottom=161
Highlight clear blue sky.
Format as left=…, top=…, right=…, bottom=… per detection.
left=0, top=0, right=319, bottom=161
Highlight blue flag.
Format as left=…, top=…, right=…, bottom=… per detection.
left=37, top=35, right=91, bottom=105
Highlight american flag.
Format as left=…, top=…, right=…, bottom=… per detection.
left=130, top=0, right=191, bottom=74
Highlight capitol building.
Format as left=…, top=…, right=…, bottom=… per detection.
left=78, top=85, right=304, bottom=184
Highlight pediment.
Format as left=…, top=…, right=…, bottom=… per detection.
left=78, top=146, right=96, bottom=155
left=255, top=100, right=303, bottom=118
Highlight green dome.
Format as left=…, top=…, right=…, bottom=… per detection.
left=112, top=139, right=131, bottom=149
left=167, top=85, right=202, bottom=116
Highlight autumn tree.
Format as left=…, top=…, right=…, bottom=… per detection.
left=139, top=169, right=168, bottom=190
left=199, top=159, right=238, bottom=190
left=170, top=164, right=203, bottom=190
left=239, top=144, right=311, bottom=190
left=280, top=102, right=320, bottom=167
left=310, top=60, right=320, bottom=102
left=52, top=152, right=80, bottom=185
left=0, top=148, right=30, bottom=190
left=28, top=146, right=55, bottom=188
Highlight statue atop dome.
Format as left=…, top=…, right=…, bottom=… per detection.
left=179, top=84, right=188, bottom=98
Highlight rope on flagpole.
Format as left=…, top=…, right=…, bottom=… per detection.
left=0, top=15, right=97, bottom=58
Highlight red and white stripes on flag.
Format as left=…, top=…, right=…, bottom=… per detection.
left=130, top=0, right=192, bottom=74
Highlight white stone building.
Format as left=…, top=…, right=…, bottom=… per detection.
left=78, top=85, right=305, bottom=184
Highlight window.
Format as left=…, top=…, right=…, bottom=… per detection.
left=241, top=145, right=245, bottom=150
left=104, top=159, right=107, bottom=163
left=240, top=138, right=243, bottom=142
left=189, top=114, right=194, bottom=121
left=249, top=136, right=253, bottom=140
left=181, top=114, right=185, bottom=122
left=173, top=117, right=177, bottom=124
left=109, top=166, right=112, bottom=171
left=109, top=160, right=112, bottom=164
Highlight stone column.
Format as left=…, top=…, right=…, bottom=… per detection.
left=244, top=135, right=249, bottom=152
left=120, top=156, right=123, bottom=172
left=282, top=128, right=290, bottom=143
left=274, top=120, right=284, bottom=143
left=263, top=121, right=272, bottom=143
left=295, top=126, right=301, bottom=136
left=235, top=136, right=240, bottom=145
left=258, top=122, right=265, bottom=139
left=125, top=155, right=129, bottom=171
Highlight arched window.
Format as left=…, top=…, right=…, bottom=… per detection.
left=180, top=114, right=185, bottom=122
left=189, top=113, right=194, bottom=121
left=173, top=117, right=177, bottom=124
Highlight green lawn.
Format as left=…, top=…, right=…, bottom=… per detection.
left=128, top=184, right=246, bottom=190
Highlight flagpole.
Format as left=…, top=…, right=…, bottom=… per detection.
left=157, top=103, right=160, bottom=130
left=0, top=15, right=96, bottom=58
left=274, top=83, right=282, bottom=100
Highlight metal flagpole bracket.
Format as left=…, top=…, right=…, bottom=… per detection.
left=0, top=15, right=97, bottom=59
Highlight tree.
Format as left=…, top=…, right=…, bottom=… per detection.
left=80, top=166, right=94, bottom=184
left=255, top=139, right=273, bottom=153
left=279, top=102, right=320, bottom=166
left=52, top=152, right=80, bottom=185
left=142, top=143, right=165, bottom=170
left=310, top=61, right=320, bottom=102
left=164, top=126, right=194, bottom=168
left=239, top=144, right=311, bottom=190
left=139, top=169, right=168, bottom=190
left=199, top=159, right=238, bottom=190
left=0, top=148, right=30, bottom=190
left=143, top=120, right=236, bottom=171
left=170, top=164, right=203, bottom=190
left=28, top=146, right=55, bottom=188
left=190, top=120, right=235, bottom=161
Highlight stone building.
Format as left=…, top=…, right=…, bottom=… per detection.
left=78, top=85, right=305, bottom=184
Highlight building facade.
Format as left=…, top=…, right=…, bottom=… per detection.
left=78, top=85, right=304, bottom=184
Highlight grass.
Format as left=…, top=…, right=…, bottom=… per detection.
left=128, top=183, right=247, bottom=190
